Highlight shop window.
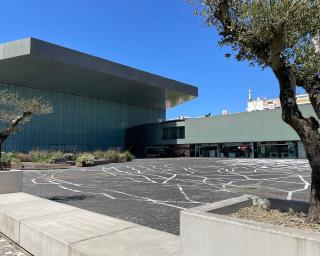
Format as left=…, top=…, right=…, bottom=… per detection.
left=162, top=127, right=185, bottom=140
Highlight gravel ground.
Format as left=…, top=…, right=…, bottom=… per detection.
left=230, top=206, right=320, bottom=232
left=0, top=233, right=30, bottom=256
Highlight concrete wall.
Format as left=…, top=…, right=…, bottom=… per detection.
left=126, top=104, right=316, bottom=152
left=185, top=104, right=315, bottom=144
left=181, top=197, right=320, bottom=256
left=0, top=171, right=22, bottom=194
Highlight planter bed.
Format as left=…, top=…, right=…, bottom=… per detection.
left=181, top=195, right=319, bottom=256
left=0, top=162, right=23, bottom=170
left=18, top=162, right=71, bottom=170
left=76, top=159, right=114, bottom=167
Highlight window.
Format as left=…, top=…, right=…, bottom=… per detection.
left=162, top=127, right=185, bottom=140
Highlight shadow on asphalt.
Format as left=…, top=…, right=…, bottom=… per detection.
left=48, top=195, right=93, bottom=202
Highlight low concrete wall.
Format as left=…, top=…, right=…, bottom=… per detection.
left=0, top=193, right=179, bottom=256
left=0, top=171, right=23, bottom=194
left=180, top=196, right=320, bottom=256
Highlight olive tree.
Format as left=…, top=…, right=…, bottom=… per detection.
left=0, top=90, right=53, bottom=160
left=192, top=0, right=320, bottom=222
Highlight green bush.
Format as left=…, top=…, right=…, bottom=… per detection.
left=63, top=153, right=75, bottom=161
left=0, top=149, right=134, bottom=166
left=103, top=149, right=120, bottom=162
left=100, top=150, right=135, bottom=163
left=29, top=150, right=65, bottom=163
left=50, top=150, right=64, bottom=159
left=118, top=153, right=127, bottom=163
left=16, top=153, right=32, bottom=162
left=0, top=153, right=11, bottom=164
left=47, top=150, right=64, bottom=163
left=76, top=153, right=95, bottom=165
left=93, top=150, right=105, bottom=160
left=0, top=152, right=21, bottom=164
left=29, top=150, right=51, bottom=163
left=124, top=151, right=135, bottom=162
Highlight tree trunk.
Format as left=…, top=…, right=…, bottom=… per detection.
left=273, top=63, right=320, bottom=222
left=309, top=165, right=320, bottom=222
left=0, top=139, right=3, bottom=169
left=0, top=135, right=8, bottom=169
left=302, top=140, right=320, bottom=222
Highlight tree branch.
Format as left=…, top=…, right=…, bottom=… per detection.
left=0, top=111, right=32, bottom=138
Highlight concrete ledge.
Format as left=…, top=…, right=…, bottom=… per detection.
left=19, top=162, right=71, bottom=170
left=0, top=170, right=23, bottom=194
left=70, top=226, right=180, bottom=256
left=180, top=196, right=320, bottom=256
left=0, top=193, right=179, bottom=256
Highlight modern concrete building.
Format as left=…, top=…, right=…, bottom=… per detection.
left=126, top=104, right=315, bottom=159
left=0, top=38, right=198, bottom=152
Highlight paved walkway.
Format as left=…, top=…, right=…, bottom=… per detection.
left=0, top=233, right=29, bottom=256
left=0, top=193, right=179, bottom=256
left=23, top=158, right=311, bottom=235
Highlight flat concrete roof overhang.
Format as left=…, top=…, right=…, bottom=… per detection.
left=0, top=38, right=198, bottom=109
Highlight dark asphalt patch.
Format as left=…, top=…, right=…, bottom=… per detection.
left=23, top=158, right=311, bottom=235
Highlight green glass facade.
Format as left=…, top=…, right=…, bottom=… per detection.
left=2, top=83, right=165, bottom=152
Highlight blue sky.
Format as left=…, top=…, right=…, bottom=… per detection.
left=1, top=0, right=298, bottom=119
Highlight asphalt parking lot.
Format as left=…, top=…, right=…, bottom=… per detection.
left=23, top=158, right=311, bottom=235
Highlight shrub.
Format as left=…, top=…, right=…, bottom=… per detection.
left=0, top=153, right=11, bottom=164
left=99, top=150, right=135, bottom=163
left=63, top=153, right=75, bottom=161
left=76, top=153, right=95, bottom=165
left=16, top=153, right=32, bottom=162
left=1, top=152, right=21, bottom=163
left=49, top=150, right=64, bottom=159
left=117, top=153, right=127, bottom=163
left=103, top=149, right=120, bottom=162
left=93, top=150, right=105, bottom=160
left=29, top=150, right=51, bottom=163
left=29, top=150, right=65, bottom=163
left=47, top=150, right=64, bottom=163
left=124, top=151, right=135, bottom=162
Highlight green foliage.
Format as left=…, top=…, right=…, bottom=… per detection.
left=0, top=90, right=53, bottom=138
left=76, top=153, right=95, bottom=165
left=63, top=153, right=75, bottom=161
left=0, top=90, right=53, bottom=124
left=29, top=150, right=64, bottom=163
left=124, top=151, right=135, bottom=162
left=0, top=152, right=21, bottom=164
left=93, top=149, right=135, bottom=162
left=194, top=0, right=320, bottom=75
left=16, top=153, right=32, bottom=162
left=93, top=150, right=105, bottom=160
left=1, top=149, right=135, bottom=166
left=103, top=149, right=120, bottom=162
left=29, top=150, right=51, bottom=163
left=47, top=150, right=64, bottom=164
left=0, top=153, right=11, bottom=164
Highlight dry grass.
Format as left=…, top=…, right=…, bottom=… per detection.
left=230, top=206, right=320, bottom=233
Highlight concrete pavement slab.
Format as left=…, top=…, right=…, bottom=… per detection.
left=70, top=226, right=180, bottom=256
left=0, top=193, right=179, bottom=256
left=0, top=198, right=77, bottom=243
left=0, top=192, right=40, bottom=206
left=20, top=209, right=136, bottom=256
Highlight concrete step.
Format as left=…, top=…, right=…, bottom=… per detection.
left=0, top=193, right=179, bottom=256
